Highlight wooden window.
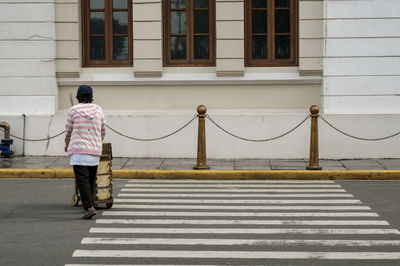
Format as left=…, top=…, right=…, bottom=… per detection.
left=82, top=0, right=133, bottom=67
left=245, top=0, right=298, bottom=66
left=163, top=0, right=216, bottom=66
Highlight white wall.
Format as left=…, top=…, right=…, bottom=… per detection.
left=53, top=0, right=325, bottom=112
left=2, top=0, right=400, bottom=159
left=55, top=0, right=80, bottom=77
left=299, top=0, right=323, bottom=75
left=3, top=111, right=400, bottom=159
left=0, top=0, right=58, bottom=115
left=323, top=0, right=400, bottom=114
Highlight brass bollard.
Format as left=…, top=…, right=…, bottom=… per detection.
left=307, top=105, right=322, bottom=170
left=194, top=105, right=209, bottom=170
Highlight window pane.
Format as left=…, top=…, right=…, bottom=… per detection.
left=171, top=0, right=185, bottom=8
left=171, top=11, right=186, bottom=34
left=275, top=35, right=290, bottom=59
left=113, top=0, right=127, bottom=8
left=252, top=36, right=267, bottom=59
left=90, top=0, right=104, bottom=9
left=90, top=37, right=105, bottom=60
left=275, top=9, right=290, bottom=33
left=171, top=36, right=186, bottom=59
left=113, top=11, right=128, bottom=34
left=194, top=0, right=208, bottom=8
left=275, top=0, right=289, bottom=8
left=252, top=0, right=266, bottom=8
left=113, top=37, right=129, bottom=60
left=252, top=10, right=267, bottom=34
left=194, top=11, right=209, bottom=33
left=194, top=36, right=209, bottom=59
left=90, top=12, right=105, bottom=34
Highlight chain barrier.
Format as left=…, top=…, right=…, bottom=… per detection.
left=0, top=116, right=196, bottom=142
left=320, top=116, right=400, bottom=141
left=0, top=116, right=197, bottom=142
left=0, top=127, right=65, bottom=142
left=106, top=115, right=197, bottom=141
left=207, top=115, right=310, bottom=142
left=4, top=113, right=398, bottom=143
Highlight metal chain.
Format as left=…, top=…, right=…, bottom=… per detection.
left=106, top=115, right=197, bottom=141
left=2, top=113, right=399, bottom=143
left=0, top=127, right=66, bottom=142
left=207, top=115, right=310, bottom=142
left=0, top=116, right=196, bottom=143
left=320, top=116, right=400, bottom=141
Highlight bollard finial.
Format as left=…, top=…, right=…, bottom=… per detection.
left=310, top=105, right=319, bottom=115
left=197, top=105, right=207, bottom=115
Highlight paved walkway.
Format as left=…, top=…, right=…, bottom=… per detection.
left=1, top=156, right=400, bottom=170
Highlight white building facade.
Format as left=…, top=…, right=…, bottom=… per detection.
left=0, top=0, right=399, bottom=159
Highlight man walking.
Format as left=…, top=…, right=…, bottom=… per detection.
left=65, top=85, right=106, bottom=219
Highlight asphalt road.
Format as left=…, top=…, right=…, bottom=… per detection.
left=0, top=179, right=125, bottom=266
left=0, top=178, right=399, bottom=266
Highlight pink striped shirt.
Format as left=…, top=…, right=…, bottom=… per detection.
left=65, top=103, right=106, bottom=156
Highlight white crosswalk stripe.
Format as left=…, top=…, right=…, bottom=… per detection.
left=89, top=227, right=399, bottom=234
left=114, top=198, right=362, bottom=204
left=72, top=250, right=400, bottom=259
left=81, top=238, right=400, bottom=246
left=67, top=264, right=218, bottom=266
left=95, top=219, right=388, bottom=225
left=119, top=188, right=348, bottom=192
left=124, top=184, right=342, bottom=188
left=127, top=180, right=337, bottom=183
left=118, top=192, right=355, bottom=197
left=67, top=179, right=400, bottom=265
left=101, top=211, right=379, bottom=217
left=110, top=204, right=372, bottom=210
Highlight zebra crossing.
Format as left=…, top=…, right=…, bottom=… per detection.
left=66, top=179, right=400, bottom=265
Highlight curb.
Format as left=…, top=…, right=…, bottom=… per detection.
left=1, top=169, right=400, bottom=180
left=0, top=169, right=75, bottom=179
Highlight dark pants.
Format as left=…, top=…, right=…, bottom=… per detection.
left=73, top=165, right=98, bottom=210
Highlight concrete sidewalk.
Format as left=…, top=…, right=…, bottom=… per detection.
left=1, top=156, right=400, bottom=171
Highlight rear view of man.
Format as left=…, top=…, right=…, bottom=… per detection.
left=65, top=85, right=106, bottom=219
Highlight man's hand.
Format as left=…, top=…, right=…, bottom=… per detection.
left=64, top=146, right=68, bottom=152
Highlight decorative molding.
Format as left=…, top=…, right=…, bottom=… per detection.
left=216, top=71, right=244, bottom=77
left=299, top=70, right=323, bottom=76
left=134, top=71, right=163, bottom=78
left=56, top=72, right=80, bottom=78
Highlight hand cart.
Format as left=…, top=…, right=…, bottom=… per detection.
left=71, top=142, right=113, bottom=209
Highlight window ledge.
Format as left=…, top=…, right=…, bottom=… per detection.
left=57, top=72, right=322, bottom=86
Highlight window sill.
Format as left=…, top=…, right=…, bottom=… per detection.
left=57, top=72, right=322, bottom=86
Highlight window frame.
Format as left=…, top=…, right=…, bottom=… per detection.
left=245, top=0, right=298, bottom=67
left=163, top=0, right=216, bottom=66
left=82, top=0, right=133, bottom=67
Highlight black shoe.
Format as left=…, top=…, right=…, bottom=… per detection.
left=82, top=209, right=97, bottom=219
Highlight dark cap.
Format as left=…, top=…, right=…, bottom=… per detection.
left=77, top=85, right=93, bottom=97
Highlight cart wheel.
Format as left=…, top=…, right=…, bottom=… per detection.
left=72, top=194, right=80, bottom=207
left=106, top=197, right=113, bottom=209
